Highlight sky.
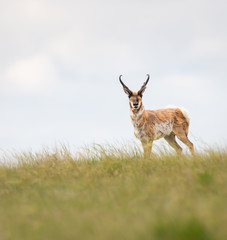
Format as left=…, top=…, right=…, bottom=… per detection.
left=0, top=0, right=227, bottom=155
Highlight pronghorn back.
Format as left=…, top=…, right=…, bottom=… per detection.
left=165, top=105, right=190, bottom=124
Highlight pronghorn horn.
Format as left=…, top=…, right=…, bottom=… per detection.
left=138, top=74, right=150, bottom=96
left=119, top=75, right=132, bottom=96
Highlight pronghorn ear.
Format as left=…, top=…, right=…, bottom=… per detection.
left=122, top=87, right=132, bottom=97
left=138, top=74, right=150, bottom=97
left=138, top=87, right=146, bottom=97
left=119, top=75, right=132, bottom=97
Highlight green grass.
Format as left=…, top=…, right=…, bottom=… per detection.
left=0, top=144, right=227, bottom=240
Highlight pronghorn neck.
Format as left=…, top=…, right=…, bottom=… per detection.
left=130, top=103, right=145, bottom=116
left=130, top=104, right=145, bottom=124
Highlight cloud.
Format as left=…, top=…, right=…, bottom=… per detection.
left=2, top=54, right=59, bottom=95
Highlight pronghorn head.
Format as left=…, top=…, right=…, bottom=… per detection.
left=119, top=74, right=150, bottom=110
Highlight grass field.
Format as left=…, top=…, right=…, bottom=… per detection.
left=0, top=144, right=227, bottom=240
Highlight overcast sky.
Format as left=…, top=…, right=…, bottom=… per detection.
left=0, top=0, right=226, bottom=155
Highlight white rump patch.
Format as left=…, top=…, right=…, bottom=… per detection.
left=178, top=107, right=190, bottom=124
left=165, top=105, right=190, bottom=124
left=155, top=121, right=173, bottom=139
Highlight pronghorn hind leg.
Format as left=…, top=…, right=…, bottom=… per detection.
left=164, top=133, right=182, bottom=154
left=141, top=141, right=153, bottom=158
left=179, top=136, right=194, bottom=154
left=174, top=128, right=194, bottom=154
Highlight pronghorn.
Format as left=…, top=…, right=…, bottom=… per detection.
left=119, top=74, right=194, bottom=158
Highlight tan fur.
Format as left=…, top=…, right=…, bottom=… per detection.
left=120, top=75, right=194, bottom=157
left=129, top=98, right=194, bottom=157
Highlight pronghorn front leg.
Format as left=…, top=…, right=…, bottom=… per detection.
left=141, top=141, right=153, bottom=158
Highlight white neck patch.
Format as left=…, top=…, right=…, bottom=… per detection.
left=130, top=106, right=145, bottom=128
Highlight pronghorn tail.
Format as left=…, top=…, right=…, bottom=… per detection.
left=165, top=105, right=190, bottom=125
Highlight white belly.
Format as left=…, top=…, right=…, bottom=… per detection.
left=154, top=121, right=173, bottom=139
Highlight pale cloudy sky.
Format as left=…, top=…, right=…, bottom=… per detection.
left=0, top=0, right=226, bottom=154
